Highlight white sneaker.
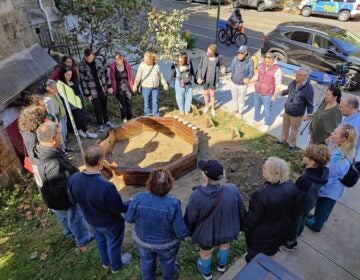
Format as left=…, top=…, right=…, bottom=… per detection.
left=263, top=124, right=271, bottom=131
left=211, top=109, right=216, bottom=117
left=123, top=118, right=128, bottom=123
left=203, top=106, right=209, bottom=114
left=78, top=129, right=87, bottom=138
left=98, top=125, right=105, bottom=132
left=86, top=131, right=98, bottom=139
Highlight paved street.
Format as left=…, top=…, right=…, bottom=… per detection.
left=153, top=0, right=360, bottom=95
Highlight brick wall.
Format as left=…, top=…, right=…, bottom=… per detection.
left=0, top=121, right=22, bottom=185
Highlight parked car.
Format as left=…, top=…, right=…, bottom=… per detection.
left=261, top=22, right=360, bottom=91
left=182, top=0, right=226, bottom=4
left=299, top=0, right=360, bottom=21
left=232, top=0, right=284, bottom=11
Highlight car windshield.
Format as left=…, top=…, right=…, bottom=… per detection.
left=330, top=30, right=360, bottom=54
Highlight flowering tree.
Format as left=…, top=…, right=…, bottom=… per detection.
left=56, top=1, right=189, bottom=62
left=147, top=8, right=189, bottom=61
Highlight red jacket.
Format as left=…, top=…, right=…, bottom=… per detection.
left=109, top=60, right=134, bottom=93
left=255, top=63, right=279, bottom=96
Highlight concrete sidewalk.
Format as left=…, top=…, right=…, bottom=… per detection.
left=158, top=49, right=360, bottom=280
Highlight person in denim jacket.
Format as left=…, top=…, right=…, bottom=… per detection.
left=125, top=169, right=188, bottom=280
left=306, top=124, right=357, bottom=232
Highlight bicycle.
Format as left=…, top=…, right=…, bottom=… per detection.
left=217, top=19, right=247, bottom=47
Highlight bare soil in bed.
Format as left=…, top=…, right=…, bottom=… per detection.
left=107, top=131, right=193, bottom=168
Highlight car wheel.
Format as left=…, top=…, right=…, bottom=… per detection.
left=338, top=10, right=351, bottom=21
left=218, top=29, right=227, bottom=43
left=343, top=70, right=360, bottom=91
left=257, top=2, right=266, bottom=11
left=272, top=51, right=287, bottom=63
left=301, top=6, right=312, bottom=17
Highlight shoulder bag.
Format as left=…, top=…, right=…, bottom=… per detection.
left=138, top=64, right=155, bottom=94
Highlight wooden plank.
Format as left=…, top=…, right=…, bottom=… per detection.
left=168, top=155, right=197, bottom=179
left=142, top=117, right=174, bottom=130
left=173, top=127, right=194, bottom=145
left=98, top=129, right=116, bottom=156
left=174, top=121, right=194, bottom=138
left=113, top=120, right=143, bottom=141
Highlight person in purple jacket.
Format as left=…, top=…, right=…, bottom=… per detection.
left=68, top=145, right=132, bottom=273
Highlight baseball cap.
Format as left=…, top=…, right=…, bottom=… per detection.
left=237, top=45, right=247, bottom=54
left=198, top=160, right=224, bottom=181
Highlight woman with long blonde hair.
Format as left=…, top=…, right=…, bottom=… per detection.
left=132, top=51, right=168, bottom=116
left=306, top=124, right=357, bottom=232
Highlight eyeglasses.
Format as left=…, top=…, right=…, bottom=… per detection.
left=264, top=56, right=273, bottom=59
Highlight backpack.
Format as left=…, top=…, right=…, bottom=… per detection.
left=341, top=160, right=360, bottom=188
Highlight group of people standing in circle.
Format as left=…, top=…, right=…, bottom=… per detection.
left=17, top=40, right=360, bottom=280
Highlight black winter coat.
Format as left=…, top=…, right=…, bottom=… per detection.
left=33, top=145, right=78, bottom=210
left=243, top=180, right=301, bottom=255
left=184, top=183, right=246, bottom=248
left=196, top=53, right=223, bottom=85
left=296, top=167, right=329, bottom=214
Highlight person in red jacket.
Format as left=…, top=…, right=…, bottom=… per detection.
left=252, top=52, right=282, bottom=131
left=109, top=52, right=134, bottom=123
left=51, top=55, right=80, bottom=83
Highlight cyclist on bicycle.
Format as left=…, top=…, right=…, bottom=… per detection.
left=226, top=8, right=244, bottom=46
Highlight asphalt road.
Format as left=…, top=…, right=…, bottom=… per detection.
left=153, top=0, right=360, bottom=94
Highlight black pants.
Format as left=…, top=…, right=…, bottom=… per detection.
left=91, top=92, right=109, bottom=125
left=71, top=108, right=87, bottom=132
left=116, top=88, right=132, bottom=120
left=226, top=24, right=233, bottom=44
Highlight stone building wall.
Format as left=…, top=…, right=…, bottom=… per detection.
left=0, top=0, right=38, bottom=60
left=0, top=121, right=22, bottom=185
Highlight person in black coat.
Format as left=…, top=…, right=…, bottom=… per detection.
left=185, top=159, right=245, bottom=280
left=285, top=144, right=330, bottom=250
left=32, top=122, right=93, bottom=251
left=243, top=157, right=301, bottom=263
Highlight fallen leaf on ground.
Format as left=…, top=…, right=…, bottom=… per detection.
left=30, top=252, right=38, bottom=260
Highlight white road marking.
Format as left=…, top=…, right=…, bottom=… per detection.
left=184, top=22, right=264, bottom=41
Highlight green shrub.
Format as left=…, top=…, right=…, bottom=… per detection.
left=181, top=31, right=198, bottom=50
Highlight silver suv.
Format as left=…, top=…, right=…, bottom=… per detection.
left=232, top=0, right=284, bottom=11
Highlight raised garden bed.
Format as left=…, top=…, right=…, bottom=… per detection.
left=99, top=116, right=199, bottom=188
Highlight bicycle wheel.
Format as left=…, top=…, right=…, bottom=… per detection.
left=234, top=32, right=247, bottom=47
left=218, top=29, right=227, bottom=44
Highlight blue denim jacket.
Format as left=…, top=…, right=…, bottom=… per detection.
left=125, top=192, right=188, bottom=245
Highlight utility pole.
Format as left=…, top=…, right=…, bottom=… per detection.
left=215, top=0, right=221, bottom=44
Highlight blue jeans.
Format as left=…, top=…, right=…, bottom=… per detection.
left=59, top=116, right=67, bottom=142
left=307, top=197, right=336, bottom=232
left=254, top=93, right=272, bottom=125
left=93, top=223, right=125, bottom=271
left=52, top=205, right=92, bottom=247
left=142, top=87, right=160, bottom=116
left=137, top=243, right=180, bottom=280
left=175, top=81, right=192, bottom=113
